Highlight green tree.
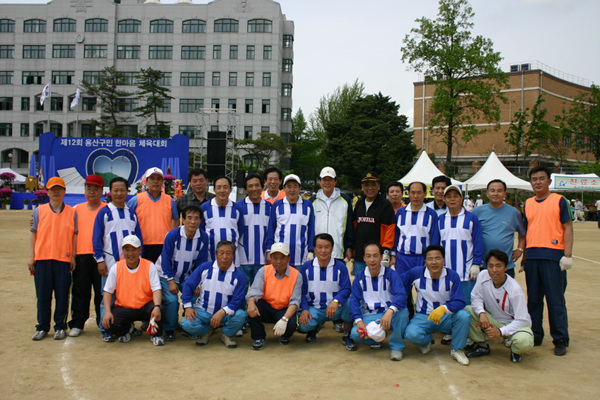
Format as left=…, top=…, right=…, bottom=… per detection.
left=401, top=0, right=508, bottom=172
left=81, top=66, right=133, bottom=137
left=135, top=67, right=174, bottom=138
left=239, top=132, right=289, bottom=170
left=309, top=79, right=365, bottom=135
left=289, top=108, right=326, bottom=190
left=562, top=84, right=600, bottom=160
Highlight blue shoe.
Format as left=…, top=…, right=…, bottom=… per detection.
left=342, top=335, right=357, bottom=351
left=279, top=336, right=291, bottom=345
left=164, top=331, right=175, bottom=342
left=102, top=332, right=115, bottom=342
left=252, top=338, right=265, bottom=350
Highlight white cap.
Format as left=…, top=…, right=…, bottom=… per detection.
left=283, top=174, right=301, bottom=186
left=144, top=167, right=164, bottom=179
left=122, top=234, right=142, bottom=248
left=444, top=185, right=463, bottom=197
left=366, top=321, right=386, bottom=342
left=270, top=242, right=290, bottom=256
left=319, top=167, right=336, bottom=179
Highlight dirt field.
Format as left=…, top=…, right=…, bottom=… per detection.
left=1, top=210, right=599, bottom=400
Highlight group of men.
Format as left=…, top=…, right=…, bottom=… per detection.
left=29, top=163, right=572, bottom=362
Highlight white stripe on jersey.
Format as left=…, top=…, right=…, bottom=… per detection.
left=237, top=197, right=270, bottom=265
left=439, top=209, right=475, bottom=281
left=411, top=268, right=454, bottom=314
left=272, top=198, right=313, bottom=266
left=99, top=203, right=138, bottom=268
left=202, top=199, right=242, bottom=261
left=155, top=227, right=205, bottom=284
left=305, top=258, right=340, bottom=308
left=194, top=262, right=240, bottom=314
left=396, top=204, right=437, bottom=255
left=361, top=268, right=393, bottom=315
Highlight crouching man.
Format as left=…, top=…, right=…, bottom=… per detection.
left=101, top=235, right=164, bottom=346
left=180, top=241, right=247, bottom=348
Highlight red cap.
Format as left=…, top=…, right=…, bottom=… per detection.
left=84, top=174, right=104, bottom=187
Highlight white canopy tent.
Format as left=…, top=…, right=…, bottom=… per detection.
left=0, top=167, right=27, bottom=184
left=399, top=151, right=463, bottom=185
left=463, top=152, right=533, bottom=192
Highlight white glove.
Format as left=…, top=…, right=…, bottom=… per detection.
left=273, top=319, right=288, bottom=336
left=306, top=251, right=314, bottom=261
left=469, top=264, right=481, bottom=280
left=559, top=256, right=572, bottom=271
left=381, top=254, right=390, bottom=267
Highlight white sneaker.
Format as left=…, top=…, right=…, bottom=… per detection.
left=235, top=329, right=243, bottom=337
left=451, top=349, right=470, bottom=366
left=390, top=350, right=403, bottom=361
left=441, top=334, right=452, bottom=345
left=220, top=334, right=237, bottom=348
left=68, top=328, right=82, bottom=337
left=196, top=329, right=212, bottom=346
left=420, top=342, right=432, bottom=354
left=503, top=337, right=513, bottom=348
left=151, top=336, right=164, bottom=346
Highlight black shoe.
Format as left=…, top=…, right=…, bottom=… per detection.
left=441, top=334, right=452, bottom=345
left=554, top=342, right=567, bottom=356
left=252, top=338, right=265, bottom=350
left=280, top=336, right=291, bottom=345
left=466, top=343, right=491, bottom=358
left=305, top=330, right=318, bottom=343
left=510, top=351, right=522, bottom=363
left=534, top=338, right=543, bottom=346
left=342, top=335, right=357, bottom=351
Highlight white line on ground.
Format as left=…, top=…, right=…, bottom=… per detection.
left=434, top=353, right=462, bottom=400
left=574, top=255, right=600, bottom=265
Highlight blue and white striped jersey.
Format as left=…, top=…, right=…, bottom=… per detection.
left=394, top=203, right=440, bottom=256
left=236, top=197, right=271, bottom=265
left=402, top=266, right=465, bottom=315
left=200, top=198, right=245, bottom=261
left=350, top=266, right=406, bottom=321
left=300, top=258, right=351, bottom=310
left=155, top=226, right=208, bottom=285
left=93, top=203, right=142, bottom=268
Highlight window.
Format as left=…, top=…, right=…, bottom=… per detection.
left=262, top=72, right=271, bottom=87
left=53, top=18, right=76, bottom=32
left=0, top=97, right=13, bottom=111
left=0, top=71, right=13, bottom=85
left=248, top=19, right=272, bottom=33
left=212, top=72, right=220, bottom=86
left=85, top=18, right=108, bottom=32
left=245, top=72, right=254, bottom=86
left=118, top=98, right=138, bottom=112
left=50, top=123, right=62, bottom=136
left=150, top=19, right=173, bottom=33
left=23, top=45, right=45, bottom=59
left=179, top=125, right=200, bottom=138
left=21, top=97, right=29, bottom=111
left=34, top=122, right=44, bottom=136
left=119, top=72, right=138, bottom=86
left=181, top=46, right=205, bottom=60
left=228, top=99, right=237, bottom=110
left=282, top=83, right=292, bottom=97
left=117, top=45, right=140, bottom=59
left=263, top=45, right=272, bottom=60
left=281, top=108, right=291, bottom=121
left=262, top=99, right=270, bottom=114
left=244, top=126, right=252, bottom=140
left=246, top=45, right=255, bottom=59
left=282, top=59, right=293, bottom=72
left=155, top=99, right=170, bottom=113
left=82, top=97, right=96, bottom=111
left=229, top=72, right=237, bottom=86
left=261, top=126, right=270, bottom=133
left=0, top=45, right=14, bottom=58
left=35, top=96, right=44, bottom=111
left=245, top=99, right=253, bottom=114
left=20, top=124, right=29, bottom=137
left=53, top=44, right=75, bottom=58
left=213, top=45, right=221, bottom=59
left=158, top=72, right=171, bottom=87
left=211, top=98, right=220, bottom=109
left=283, top=34, right=294, bottom=48
left=22, top=71, right=44, bottom=85
left=214, top=18, right=238, bottom=33
left=229, top=45, right=238, bottom=59
left=244, top=155, right=261, bottom=168
left=50, top=97, right=63, bottom=111
left=0, top=123, right=12, bottom=137
left=24, top=19, right=46, bottom=33
left=180, top=99, right=203, bottom=113
left=83, top=71, right=103, bottom=85
left=0, top=19, right=15, bottom=33
left=52, top=71, right=74, bottom=85
left=84, top=44, right=107, bottom=58
left=562, top=133, right=572, bottom=147
left=149, top=46, right=172, bottom=59
left=118, top=19, right=141, bottom=33
left=182, top=19, right=206, bottom=33
left=180, top=72, right=204, bottom=86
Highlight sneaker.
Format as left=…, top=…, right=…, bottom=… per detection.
left=68, top=328, right=82, bottom=337
left=390, top=350, right=403, bottom=361
left=54, top=329, right=66, bottom=340
left=510, top=351, right=522, bottom=363
left=279, top=336, right=291, bottom=345
left=466, top=343, right=491, bottom=358
left=420, top=342, right=432, bottom=354
left=119, top=333, right=131, bottom=343
left=252, top=338, right=265, bottom=350
left=182, top=330, right=199, bottom=340
left=102, top=332, right=115, bottom=342
left=554, top=342, right=567, bottom=356
left=503, top=337, right=513, bottom=348
left=164, top=331, right=175, bottom=342
left=451, top=349, right=470, bottom=366
left=131, top=327, right=143, bottom=337
left=441, top=334, right=452, bottom=345
left=534, top=338, right=543, bottom=346
left=195, top=332, right=211, bottom=346
left=32, top=330, right=47, bottom=341
left=369, top=343, right=382, bottom=350
left=333, top=322, right=344, bottom=333
left=220, top=334, right=237, bottom=348
left=342, top=335, right=357, bottom=351
left=305, top=329, right=318, bottom=344
left=151, top=336, right=164, bottom=346
left=235, top=329, right=244, bottom=337
left=242, top=322, right=249, bottom=333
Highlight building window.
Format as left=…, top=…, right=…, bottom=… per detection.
left=261, top=126, right=270, bottom=133
left=149, top=46, right=173, bottom=59
left=244, top=126, right=253, bottom=140
left=158, top=72, right=171, bottom=87
left=214, top=18, right=238, bottom=33
left=212, top=72, right=220, bottom=86
left=211, top=98, right=220, bottom=109
left=246, top=45, right=255, bottom=60
left=82, top=97, right=96, bottom=111
left=22, top=71, right=44, bottom=85
left=117, top=45, right=140, bottom=59
left=0, top=71, right=13, bottom=85
left=228, top=99, right=237, bottom=110
left=224, top=73, right=236, bottom=88
left=562, top=133, right=572, bottom=147
left=213, top=45, right=221, bottom=59
left=282, top=83, right=292, bottom=97
left=181, top=46, right=205, bottom=60
left=52, top=71, right=74, bottom=85
left=282, top=59, right=293, bottom=72
left=53, top=18, right=76, bottom=32
left=180, top=99, right=203, bottom=113
left=21, top=123, right=29, bottom=137
left=0, top=123, right=12, bottom=137
left=119, top=72, right=139, bottom=86
left=179, top=125, right=200, bottom=138
left=84, top=44, right=107, bottom=58
left=180, top=72, right=204, bottom=86
left=35, top=95, right=44, bottom=111
left=243, top=155, right=261, bottom=168
left=0, top=19, right=15, bottom=33
left=229, top=45, right=238, bottom=59
left=23, top=45, right=45, bottom=59
left=0, top=45, right=14, bottom=58
left=52, top=44, right=75, bottom=58
left=21, top=97, right=29, bottom=111
left=50, top=123, right=62, bottom=136
left=262, top=72, right=271, bottom=87
left=283, top=34, right=294, bottom=48
left=155, top=99, right=170, bottom=113
left=82, top=71, right=102, bottom=85
left=118, top=98, right=138, bottom=112
left=116, top=125, right=137, bottom=138
left=281, top=108, right=292, bottom=121
left=118, top=19, right=141, bottom=33
left=245, top=99, right=253, bottom=114
left=85, top=18, right=108, bottom=32
left=50, top=97, right=63, bottom=111
left=245, top=72, right=254, bottom=87
left=34, top=122, right=44, bottom=136
left=182, top=19, right=206, bottom=33
left=24, top=19, right=46, bottom=33
left=263, top=45, right=272, bottom=60
left=150, top=19, right=173, bottom=33
left=0, top=97, right=13, bottom=111
left=248, top=19, right=272, bottom=33
left=262, top=99, right=270, bottom=114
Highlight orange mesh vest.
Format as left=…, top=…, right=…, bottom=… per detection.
left=262, top=264, right=298, bottom=310
left=136, top=192, right=172, bottom=245
left=525, top=193, right=565, bottom=250
left=261, top=190, right=285, bottom=204
left=74, top=202, right=106, bottom=255
left=35, top=203, right=76, bottom=262
left=114, top=258, right=154, bottom=309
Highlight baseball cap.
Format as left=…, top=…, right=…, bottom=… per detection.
left=270, top=242, right=290, bottom=256
left=84, top=174, right=104, bottom=187
left=46, top=177, right=66, bottom=189
left=122, top=234, right=142, bottom=248
left=444, top=185, right=463, bottom=197
left=144, top=167, right=164, bottom=179
left=283, top=174, right=301, bottom=186
left=319, top=167, right=336, bottom=179
left=361, top=172, right=380, bottom=183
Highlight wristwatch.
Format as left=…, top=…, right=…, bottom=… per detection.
left=281, top=316, right=289, bottom=322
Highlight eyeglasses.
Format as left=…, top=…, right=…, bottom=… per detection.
left=426, top=257, right=443, bottom=262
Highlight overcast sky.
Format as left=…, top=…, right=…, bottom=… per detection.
left=8, top=0, right=600, bottom=126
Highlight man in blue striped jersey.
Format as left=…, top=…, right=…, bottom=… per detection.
left=180, top=241, right=247, bottom=348
left=154, top=205, right=208, bottom=342
left=402, top=245, right=470, bottom=365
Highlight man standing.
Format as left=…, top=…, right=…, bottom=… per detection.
left=29, top=177, right=77, bottom=341
left=523, top=166, right=573, bottom=356
left=68, top=174, right=106, bottom=337
left=473, top=179, right=526, bottom=277
left=387, top=181, right=405, bottom=214
left=352, top=172, right=395, bottom=275
left=180, top=241, right=247, bottom=348
left=128, top=167, right=179, bottom=262
left=176, top=168, right=215, bottom=215
left=426, top=175, right=452, bottom=216
left=463, top=195, right=475, bottom=212
left=573, top=198, right=584, bottom=222
left=475, top=194, right=484, bottom=208
left=261, top=167, right=286, bottom=204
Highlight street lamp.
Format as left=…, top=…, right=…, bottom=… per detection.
left=8, top=152, right=12, bottom=169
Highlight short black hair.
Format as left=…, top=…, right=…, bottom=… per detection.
left=189, top=168, right=208, bottom=181
left=182, top=205, right=201, bottom=219
left=109, top=177, right=129, bottom=191
left=244, top=172, right=264, bottom=190
left=214, top=175, right=232, bottom=188
left=363, top=241, right=382, bottom=254
left=487, top=179, right=507, bottom=190
left=485, top=249, right=509, bottom=267
left=264, top=167, right=283, bottom=181
left=529, top=165, right=551, bottom=179
left=387, top=181, right=404, bottom=193
left=314, top=233, right=334, bottom=247
left=424, top=244, right=445, bottom=258
left=432, top=175, right=452, bottom=187
left=408, top=181, right=427, bottom=192
left=216, top=240, right=236, bottom=253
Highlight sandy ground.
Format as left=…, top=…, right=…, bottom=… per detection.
left=1, top=210, right=599, bottom=400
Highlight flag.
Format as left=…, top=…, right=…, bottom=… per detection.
left=40, top=83, right=51, bottom=106
left=70, top=88, right=81, bottom=110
